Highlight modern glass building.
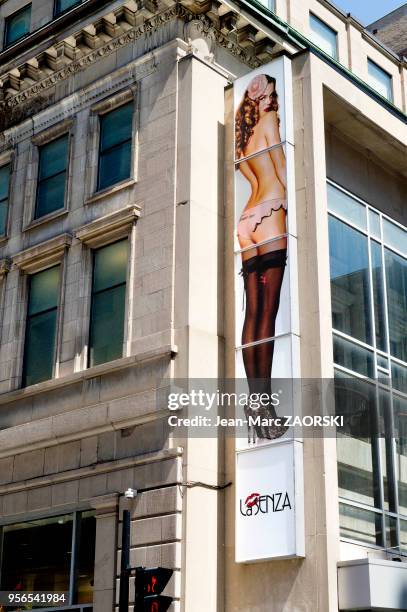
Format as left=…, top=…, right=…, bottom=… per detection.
left=0, top=0, right=405, bottom=611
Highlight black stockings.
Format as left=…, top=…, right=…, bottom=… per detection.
left=241, top=254, right=285, bottom=401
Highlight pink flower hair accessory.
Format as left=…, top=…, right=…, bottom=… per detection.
left=247, top=74, right=268, bottom=100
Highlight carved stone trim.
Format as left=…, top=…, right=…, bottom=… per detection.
left=2, top=5, right=181, bottom=111
left=75, top=204, right=140, bottom=248
left=32, top=118, right=74, bottom=146
left=0, top=259, right=11, bottom=278
left=0, top=1, right=266, bottom=118
left=13, top=234, right=72, bottom=273
left=90, top=87, right=134, bottom=114
left=0, top=149, right=14, bottom=167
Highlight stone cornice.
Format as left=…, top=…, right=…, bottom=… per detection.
left=75, top=204, right=141, bottom=247
left=12, top=233, right=72, bottom=273
left=0, top=0, right=286, bottom=123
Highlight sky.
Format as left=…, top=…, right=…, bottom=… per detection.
left=332, top=0, right=405, bottom=25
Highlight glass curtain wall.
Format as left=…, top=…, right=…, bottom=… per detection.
left=328, top=179, right=407, bottom=553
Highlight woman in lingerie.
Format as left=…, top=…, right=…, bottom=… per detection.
left=235, top=73, right=288, bottom=441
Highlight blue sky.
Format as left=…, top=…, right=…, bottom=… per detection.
left=333, top=0, right=405, bottom=25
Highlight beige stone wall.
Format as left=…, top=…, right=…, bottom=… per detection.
left=0, top=32, right=186, bottom=612
left=325, top=128, right=407, bottom=225
left=287, top=0, right=407, bottom=113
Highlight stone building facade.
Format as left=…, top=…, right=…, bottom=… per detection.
left=0, top=0, right=406, bottom=611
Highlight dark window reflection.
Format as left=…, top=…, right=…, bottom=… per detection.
left=1, top=514, right=73, bottom=593
left=370, top=241, right=387, bottom=352
left=97, top=102, right=132, bottom=191
left=329, top=216, right=372, bottom=344
left=76, top=513, right=96, bottom=604
left=385, top=248, right=407, bottom=363
left=0, top=512, right=96, bottom=608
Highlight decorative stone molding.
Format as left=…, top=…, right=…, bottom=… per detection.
left=0, top=259, right=11, bottom=278
left=32, top=118, right=74, bottom=146
left=90, top=87, right=134, bottom=115
left=0, top=149, right=14, bottom=167
left=3, top=57, right=156, bottom=146
left=85, top=178, right=136, bottom=205
left=13, top=234, right=72, bottom=273
left=0, top=0, right=289, bottom=122
left=75, top=204, right=141, bottom=248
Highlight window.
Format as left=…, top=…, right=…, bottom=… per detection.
left=54, top=0, right=82, bottom=16
left=309, top=13, right=338, bottom=59
left=97, top=103, right=133, bottom=191
left=89, top=240, right=128, bottom=367
left=329, top=216, right=372, bottom=345
left=0, top=511, right=95, bottom=610
left=36, top=135, right=69, bottom=219
left=22, top=266, right=60, bottom=387
left=256, top=0, right=275, bottom=11
left=367, top=59, right=393, bottom=102
left=0, top=164, right=10, bottom=236
left=4, top=4, right=31, bottom=47
left=327, top=179, right=407, bottom=554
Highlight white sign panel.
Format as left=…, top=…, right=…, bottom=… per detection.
left=235, top=441, right=304, bottom=562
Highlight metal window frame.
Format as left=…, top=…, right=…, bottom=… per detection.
left=96, top=103, right=133, bottom=192
left=0, top=511, right=94, bottom=611
left=328, top=178, right=407, bottom=552
left=309, top=12, right=338, bottom=61
left=21, top=266, right=61, bottom=388
left=88, top=239, right=128, bottom=368
left=35, top=134, right=69, bottom=220
left=53, top=0, right=83, bottom=18
left=3, top=3, right=32, bottom=49
left=367, top=57, right=394, bottom=103
left=0, top=163, right=11, bottom=237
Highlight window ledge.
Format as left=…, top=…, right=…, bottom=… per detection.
left=85, top=178, right=136, bottom=205
left=76, top=204, right=141, bottom=248
left=23, top=208, right=69, bottom=232
left=12, top=233, right=72, bottom=273
left=0, top=345, right=178, bottom=404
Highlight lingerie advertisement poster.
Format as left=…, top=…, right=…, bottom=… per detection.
left=233, top=56, right=304, bottom=561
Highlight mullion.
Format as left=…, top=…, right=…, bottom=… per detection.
left=39, top=167, right=66, bottom=184
left=92, top=280, right=126, bottom=297
left=329, top=180, right=407, bottom=549
left=100, top=137, right=132, bottom=157
left=28, top=304, right=58, bottom=319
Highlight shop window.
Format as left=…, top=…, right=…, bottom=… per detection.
left=97, top=103, right=133, bottom=191
left=367, top=59, right=393, bottom=102
left=0, top=512, right=96, bottom=610
left=309, top=13, right=338, bottom=59
left=4, top=4, right=31, bottom=47
left=22, top=266, right=60, bottom=387
left=35, top=135, right=69, bottom=219
left=0, top=164, right=11, bottom=237
left=89, top=240, right=128, bottom=367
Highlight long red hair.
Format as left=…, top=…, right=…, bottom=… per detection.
left=235, top=75, right=279, bottom=159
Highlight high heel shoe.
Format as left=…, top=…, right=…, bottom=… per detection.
left=255, top=406, right=288, bottom=440
left=243, top=404, right=257, bottom=444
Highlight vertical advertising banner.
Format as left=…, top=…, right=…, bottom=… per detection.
left=233, top=56, right=304, bottom=561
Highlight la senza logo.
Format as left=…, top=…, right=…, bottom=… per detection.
left=240, top=491, right=292, bottom=516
